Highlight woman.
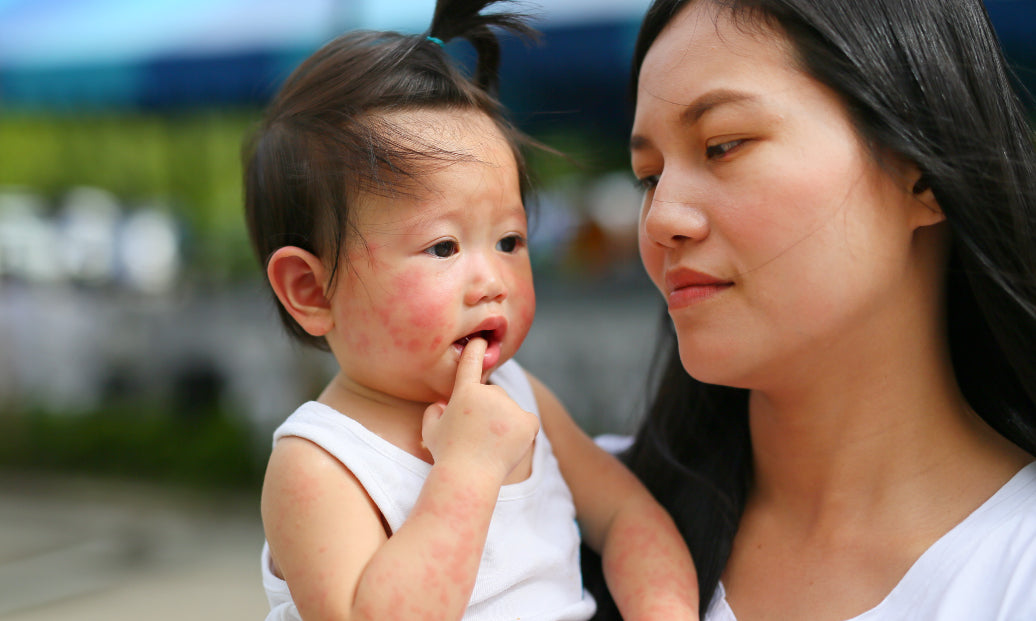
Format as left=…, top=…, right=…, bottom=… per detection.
left=592, top=0, right=1036, bottom=618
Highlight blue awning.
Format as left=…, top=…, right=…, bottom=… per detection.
left=0, top=0, right=1031, bottom=116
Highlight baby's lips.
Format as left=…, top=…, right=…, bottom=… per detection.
left=453, top=333, right=484, bottom=348
left=480, top=337, right=502, bottom=370
left=453, top=316, right=508, bottom=349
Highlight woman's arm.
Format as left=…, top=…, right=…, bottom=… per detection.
left=530, top=372, right=700, bottom=621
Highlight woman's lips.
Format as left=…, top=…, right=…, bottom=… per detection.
left=665, top=268, right=733, bottom=309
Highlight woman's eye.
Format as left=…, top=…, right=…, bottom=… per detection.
left=705, top=139, right=745, bottom=160
left=425, top=240, right=458, bottom=258
left=634, top=174, right=659, bottom=191
left=496, top=234, right=524, bottom=253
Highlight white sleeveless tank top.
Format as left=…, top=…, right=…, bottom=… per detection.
left=261, top=359, right=596, bottom=621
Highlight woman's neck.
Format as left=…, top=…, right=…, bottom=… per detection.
left=746, top=339, right=1029, bottom=529
left=727, top=328, right=1031, bottom=621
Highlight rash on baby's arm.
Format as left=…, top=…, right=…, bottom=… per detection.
left=527, top=372, right=699, bottom=621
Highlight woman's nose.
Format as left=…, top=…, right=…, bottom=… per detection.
left=640, top=179, right=711, bottom=248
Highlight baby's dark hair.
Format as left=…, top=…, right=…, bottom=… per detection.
left=243, top=0, right=537, bottom=350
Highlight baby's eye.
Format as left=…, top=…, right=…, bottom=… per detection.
left=705, top=139, right=746, bottom=160
left=425, top=240, right=458, bottom=258
left=496, top=234, right=524, bottom=253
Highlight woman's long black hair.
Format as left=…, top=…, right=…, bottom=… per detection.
left=586, top=0, right=1036, bottom=616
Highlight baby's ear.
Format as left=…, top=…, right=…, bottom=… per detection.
left=267, top=247, right=333, bottom=337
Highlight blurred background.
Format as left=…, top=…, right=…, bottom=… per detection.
left=0, top=1, right=1033, bottom=618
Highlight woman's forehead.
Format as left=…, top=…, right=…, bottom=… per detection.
left=636, top=3, right=797, bottom=116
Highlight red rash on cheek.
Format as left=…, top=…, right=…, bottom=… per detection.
left=519, top=304, right=535, bottom=330
left=512, top=279, right=536, bottom=331
left=351, top=332, right=372, bottom=354
left=396, top=272, right=444, bottom=332
left=380, top=267, right=456, bottom=352
left=344, top=309, right=373, bottom=353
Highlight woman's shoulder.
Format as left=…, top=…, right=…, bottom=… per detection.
left=860, top=461, right=1036, bottom=619
left=706, top=464, right=1036, bottom=621
left=967, top=460, right=1036, bottom=563
left=965, top=460, right=1036, bottom=542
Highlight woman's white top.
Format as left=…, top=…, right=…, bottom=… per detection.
left=261, top=359, right=596, bottom=621
left=706, top=461, right=1036, bottom=621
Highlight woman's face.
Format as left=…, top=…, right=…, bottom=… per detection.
left=631, top=2, right=942, bottom=389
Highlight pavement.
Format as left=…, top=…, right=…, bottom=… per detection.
left=0, top=471, right=269, bottom=620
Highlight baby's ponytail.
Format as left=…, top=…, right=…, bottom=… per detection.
left=426, top=0, right=538, bottom=94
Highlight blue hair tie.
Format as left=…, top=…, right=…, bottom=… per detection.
left=426, top=36, right=445, bottom=47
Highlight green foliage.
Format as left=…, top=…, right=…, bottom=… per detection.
left=0, top=405, right=266, bottom=490
left=0, top=109, right=630, bottom=284
left=0, top=109, right=263, bottom=281
left=526, top=126, right=629, bottom=185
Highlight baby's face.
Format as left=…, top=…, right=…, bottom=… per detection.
left=327, top=109, right=535, bottom=404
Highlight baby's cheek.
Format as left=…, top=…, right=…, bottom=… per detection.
left=342, top=308, right=374, bottom=354
left=392, top=269, right=456, bottom=349
left=511, top=278, right=536, bottom=336
left=349, top=330, right=372, bottom=355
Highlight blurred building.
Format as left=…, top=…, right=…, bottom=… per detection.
left=0, top=0, right=1033, bottom=433
left=1, top=1, right=1032, bottom=117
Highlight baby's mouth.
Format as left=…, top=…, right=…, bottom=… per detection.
left=452, top=317, right=508, bottom=351
left=454, top=330, right=497, bottom=348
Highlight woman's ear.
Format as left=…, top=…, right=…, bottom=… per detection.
left=267, top=247, right=334, bottom=337
left=908, top=172, right=945, bottom=228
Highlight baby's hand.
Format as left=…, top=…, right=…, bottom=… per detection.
left=422, top=338, right=539, bottom=482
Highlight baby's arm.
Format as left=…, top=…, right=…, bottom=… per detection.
left=262, top=339, right=538, bottom=621
left=531, top=373, right=700, bottom=620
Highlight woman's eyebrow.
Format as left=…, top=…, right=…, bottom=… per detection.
left=682, top=89, right=760, bottom=123
left=630, top=88, right=761, bottom=151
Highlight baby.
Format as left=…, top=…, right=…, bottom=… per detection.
left=243, top=1, right=699, bottom=619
